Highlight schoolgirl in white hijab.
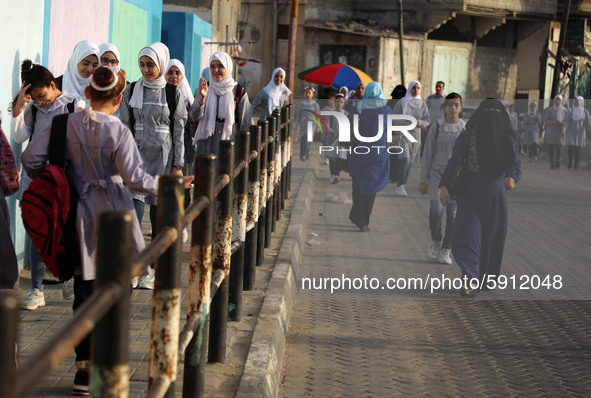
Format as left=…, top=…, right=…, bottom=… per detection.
left=572, top=95, right=585, bottom=121
left=165, top=59, right=194, bottom=107
left=263, top=67, right=291, bottom=115
left=98, top=43, right=121, bottom=66
left=401, top=80, right=424, bottom=114
left=129, top=42, right=170, bottom=109
left=195, top=51, right=238, bottom=142
left=62, top=40, right=100, bottom=101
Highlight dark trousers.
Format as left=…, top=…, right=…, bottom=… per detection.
left=349, top=179, right=376, bottom=229
left=528, top=144, right=539, bottom=159
left=547, top=144, right=562, bottom=167
left=567, top=146, right=582, bottom=169
left=329, top=158, right=347, bottom=176
left=73, top=275, right=94, bottom=361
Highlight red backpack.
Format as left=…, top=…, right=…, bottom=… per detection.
left=0, top=126, right=20, bottom=197
left=21, top=114, right=79, bottom=281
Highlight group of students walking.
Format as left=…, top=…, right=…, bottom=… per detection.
left=1, top=38, right=291, bottom=395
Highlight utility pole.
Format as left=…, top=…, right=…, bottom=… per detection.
left=398, top=0, right=405, bottom=87
left=550, top=0, right=572, bottom=98
left=286, top=0, right=299, bottom=92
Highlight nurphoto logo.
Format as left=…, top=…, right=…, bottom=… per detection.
left=305, top=110, right=418, bottom=155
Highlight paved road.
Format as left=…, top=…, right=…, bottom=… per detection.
left=279, top=154, right=591, bottom=397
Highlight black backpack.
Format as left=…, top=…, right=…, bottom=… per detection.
left=128, top=82, right=177, bottom=135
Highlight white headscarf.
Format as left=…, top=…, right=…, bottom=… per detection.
left=98, top=43, right=121, bottom=65
left=573, top=95, right=585, bottom=121
left=401, top=80, right=423, bottom=113
left=62, top=40, right=100, bottom=100
left=528, top=101, right=538, bottom=117
left=263, top=67, right=291, bottom=115
left=554, top=94, right=564, bottom=108
left=194, top=52, right=236, bottom=142
left=129, top=42, right=170, bottom=109
left=339, top=86, right=349, bottom=98
left=166, top=59, right=194, bottom=107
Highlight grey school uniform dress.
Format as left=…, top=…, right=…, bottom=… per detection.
left=420, top=118, right=466, bottom=200
left=190, top=92, right=253, bottom=155
left=120, top=85, right=187, bottom=205
left=521, top=112, right=541, bottom=146
left=392, top=99, right=430, bottom=163
left=11, top=93, right=85, bottom=200
left=21, top=110, right=159, bottom=281
left=250, top=90, right=290, bottom=122
left=564, top=108, right=591, bottom=147
left=544, top=105, right=566, bottom=145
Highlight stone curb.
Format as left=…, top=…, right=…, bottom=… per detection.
left=236, top=159, right=319, bottom=398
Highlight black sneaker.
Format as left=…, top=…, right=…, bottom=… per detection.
left=72, top=369, right=90, bottom=396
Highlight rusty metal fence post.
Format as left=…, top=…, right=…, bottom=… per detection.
left=149, top=176, right=185, bottom=397
left=256, top=120, right=269, bottom=266
left=0, top=292, right=18, bottom=398
left=244, top=125, right=261, bottom=290
left=209, top=141, right=234, bottom=363
left=280, top=106, right=288, bottom=209
left=286, top=105, right=292, bottom=196
left=229, top=131, right=250, bottom=321
left=265, top=114, right=276, bottom=247
left=92, top=212, right=133, bottom=398
left=183, top=155, right=216, bottom=398
left=273, top=109, right=283, bottom=222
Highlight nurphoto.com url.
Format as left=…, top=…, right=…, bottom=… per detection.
left=300, top=274, right=564, bottom=294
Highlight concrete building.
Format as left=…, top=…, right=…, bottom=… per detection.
left=239, top=0, right=591, bottom=103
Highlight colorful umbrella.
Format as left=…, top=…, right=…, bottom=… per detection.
left=297, top=64, right=373, bottom=91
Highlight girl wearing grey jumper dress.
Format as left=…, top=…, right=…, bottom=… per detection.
left=419, top=93, right=465, bottom=264
left=250, top=67, right=291, bottom=122
left=521, top=101, right=542, bottom=161
left=120, top=42, right=187, bottom=239
left=563, top=95, right=591, bottom=170
left=392, top=80, right=430, bottom=196
left=21, top=67, right=191, bottom=393
left=543, top=95, right=566, bottom=169
left=191, top=51, right=253, bottom=156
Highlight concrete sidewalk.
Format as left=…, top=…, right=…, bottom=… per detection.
left=278, top=152, right=591, bottom=396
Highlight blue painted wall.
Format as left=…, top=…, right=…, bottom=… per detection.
left=162, top=12, right=212, bottom=91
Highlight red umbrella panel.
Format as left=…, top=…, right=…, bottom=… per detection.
left=298, top=64, right=373, bottom=91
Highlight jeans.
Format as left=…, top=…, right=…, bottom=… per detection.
left=300, top=134, right=310, bottom=159
left=429, top=199, right=457, bottom=250
left=397, top=157, right=412, bottom=187
left=28, top=235, right=46, bottom=291
left=133, top=199, right=157, bottom=235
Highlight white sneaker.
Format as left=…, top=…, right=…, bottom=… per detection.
left=330, top=175, right=339, bottom=184
left=428, top=241, right=441, bottom=260
left=394, top=185, right=407, bottom=197
left=131, top=276, right=139, bottom=288
left=439, top=248, right=452, bottom=264
left=138, top=273, right=155, bottom=290
left=22, top=289, right=46, bottom=310
left=324, top=158, right=330, bottom=165
left=62, top=278, right=74, bottom=300
left=182, top=228, right=188, bottom=243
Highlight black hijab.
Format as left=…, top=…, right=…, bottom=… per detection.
left=465, top=98, right=516, bottom=175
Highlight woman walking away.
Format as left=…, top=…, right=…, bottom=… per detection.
left=22, top=65, right=194, bottom=396
left=439, top=99, right=521, bottom=298
left=419, top=93, right=465, bottom=265
left=192, top=51, right=253, bottom=156
left=391, top=80, right=430, bottom=196
left=544, top=94, right=566, bottom=169
left=250, top=67, right=291, bottom=122
left=347, top=82, right=390, bottom=232
left=563, top=95, right=591, bottom=170
left=11, top=60, right=85, bottom=309
left=61, top=40, right=100, bottom=105
left=522, top=101, right=542, bottom=162
left=120, top=43, right=188, bottom=280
